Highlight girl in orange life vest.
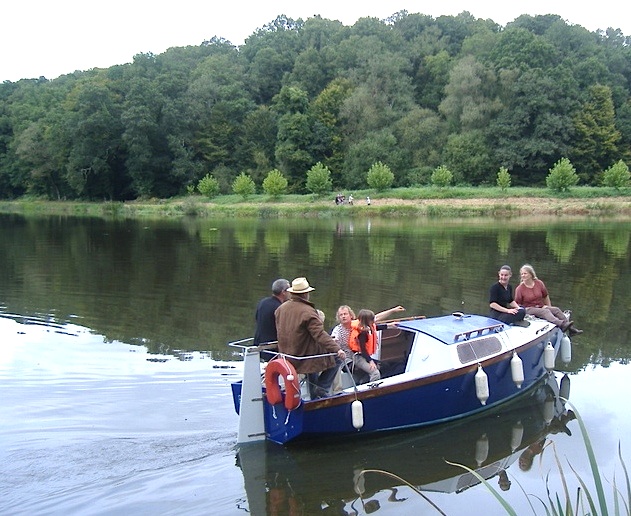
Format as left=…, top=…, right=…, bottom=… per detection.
left=349, top=309, right=386, bottom=383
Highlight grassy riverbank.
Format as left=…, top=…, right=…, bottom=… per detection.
left=1, top=186, right=630, bottom=219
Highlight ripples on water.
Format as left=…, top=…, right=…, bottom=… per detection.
left=2, top=311, right=631, bottom=513
left=0, top=313, right=242, bottom=515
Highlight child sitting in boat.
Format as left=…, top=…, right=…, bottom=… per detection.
left=349, top=309, right=384, bottom=383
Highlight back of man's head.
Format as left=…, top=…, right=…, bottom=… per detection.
left=272, top=278, right=290, bottom=295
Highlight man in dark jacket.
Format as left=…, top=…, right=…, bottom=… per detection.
left=254, top=278, right=290, bottom=346
left=275, top=277, right=345, bottom=399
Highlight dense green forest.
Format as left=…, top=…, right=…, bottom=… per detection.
left=1, top=11, right=630, bottom=201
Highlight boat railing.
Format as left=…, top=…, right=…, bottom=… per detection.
left=228, top=337, right=278, bottom=351
left=453, top=323, right=505, bottom=342
left=228, top=338, right=338, bottom=362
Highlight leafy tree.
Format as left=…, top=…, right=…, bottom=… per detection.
left=601, top=160, right=630, bottom=189
left=242, top=106, right=278, bottom=184
left=571, top=84, right=622, bottom=183
left=262, top=169, right=288, bottom=198
left=311, top=78, right=354, bottom=183
left=1, top=12, right=631, bottom=201
left=197, top=174, right=220, bottom=198
left=438, top=55, right=501, bottom=132
left=431, top=165, right=453, bottom=187
left=306, top=162, right=332, bottom=195
left=366, top=161, right=395, bottom=191
left=344, top=129, right=398, bottom=188
left=63, top=76, right=124, bottom=199
left=546, top=157, right=579, bottom=191
left=242, top=16, right=302, bottom=104
left=393, top=107, right=446, bottom=182
left=232, top=172, right=256, bottom=199
left=186, top=53, right=254, bottom=171
left=273, top=86, right=321, bottom=188
left=488, top=67, right=579, bottom=185
left=13, top=117, right=67, bottom=199
left=442, top=131, right=494, bottom=185
left=497, top=167, right=512, bottom=191
left=414, top=50, right=452, bottom=111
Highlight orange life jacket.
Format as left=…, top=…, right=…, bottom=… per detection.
left=349, top=319, right=377, bottom=355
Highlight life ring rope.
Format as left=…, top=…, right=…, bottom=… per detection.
left=264, top=357, right=302, bottom=411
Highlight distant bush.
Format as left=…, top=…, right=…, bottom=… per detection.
left=496, top=167, right=511, bottom=191
left=197, top=174, right=220, bottom=199
left=367, top=161, right=395, bottom=192
left=306, top=162, right=333, bottom=196
left=232, top=172, right=256, bottom=199
left=602, top=160, right=630, bottom=189
left=262, top=169, right=288, bottom=198
left=546, top=158, right=579, bottom=192
left=431, top=166, right=453, bottom=187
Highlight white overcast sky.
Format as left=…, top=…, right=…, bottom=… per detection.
left=3, top=1, right=631, bottom=82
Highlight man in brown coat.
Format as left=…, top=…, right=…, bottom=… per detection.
left=275, top=277, right=345, bottom=399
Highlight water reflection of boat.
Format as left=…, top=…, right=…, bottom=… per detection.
left=230, top=313, right=572, bottom=444
left=236, top=373, right=575, bottom=515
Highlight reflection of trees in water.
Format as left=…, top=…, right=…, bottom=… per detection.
left=198, top=227, right=220, bottom=248
left=264, top=228, right=290, bottom=256
left=571, top=268, right=617, bottom=324
left=307, top=232, right=333, bottom=265
left=496, top=230, right=511, bottom=255
left=5, top=216, right=631, bottom=364
left=368, top=235, right=396, bottom=264
left=234, top=225, right=258, bottom=252
left=545, top=230, right=578, bottom=263
left=431, top=236, right=454, bottom=261
left=602, top=229, right=630, bottom=258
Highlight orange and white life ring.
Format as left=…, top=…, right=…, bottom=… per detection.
left=265, top=358, right=301, bottom=411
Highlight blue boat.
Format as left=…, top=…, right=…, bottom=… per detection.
left=230, top=313, right=571, bottom=445
left=236, top=373, right=575, bottom=513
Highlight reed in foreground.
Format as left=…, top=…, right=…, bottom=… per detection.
left=358, top=402, right=629, bottom=515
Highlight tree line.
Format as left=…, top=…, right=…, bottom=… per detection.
left=1, top=11, right=630, bottom=201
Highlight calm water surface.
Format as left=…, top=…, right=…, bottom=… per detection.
left=1, top=214, right=630, bottom=515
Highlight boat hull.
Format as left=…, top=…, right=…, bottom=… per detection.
left=236, top=373, right=575, bottom=514
left=234, top=323, right=564, bottom=444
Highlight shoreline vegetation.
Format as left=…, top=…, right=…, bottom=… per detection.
left=0, top=187, right=630, bottom=220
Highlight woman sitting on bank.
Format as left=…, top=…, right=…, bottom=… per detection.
left=514, top=264, right=583, bottom=336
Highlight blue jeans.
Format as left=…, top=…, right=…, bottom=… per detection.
left=307, top=357, right=343, bottom=398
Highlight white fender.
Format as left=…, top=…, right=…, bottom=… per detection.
left=351, top=399, right=364, bottom=429
left=511, top=352, right=524, bottom=389
left=475, top=365, right=489, bottom=405
left=559, top=373, right=571, bottom=402
left=475, top=433, right=489, bottom=466
left=510, top=421, right=524, bottom=452
left=543, top=394, right=554, bottom=424
left=560, top=334, right=572, bottom=364
left=544, top=342, right=555, bottom=371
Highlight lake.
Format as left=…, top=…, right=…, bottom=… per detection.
left=1, top=213, right=630, bottom=515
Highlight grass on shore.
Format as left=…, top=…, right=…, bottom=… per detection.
left=0, top=186, right=629, bottom=220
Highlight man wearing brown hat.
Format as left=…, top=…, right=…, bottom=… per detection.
left=275, top=277, right=345, bottom=399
